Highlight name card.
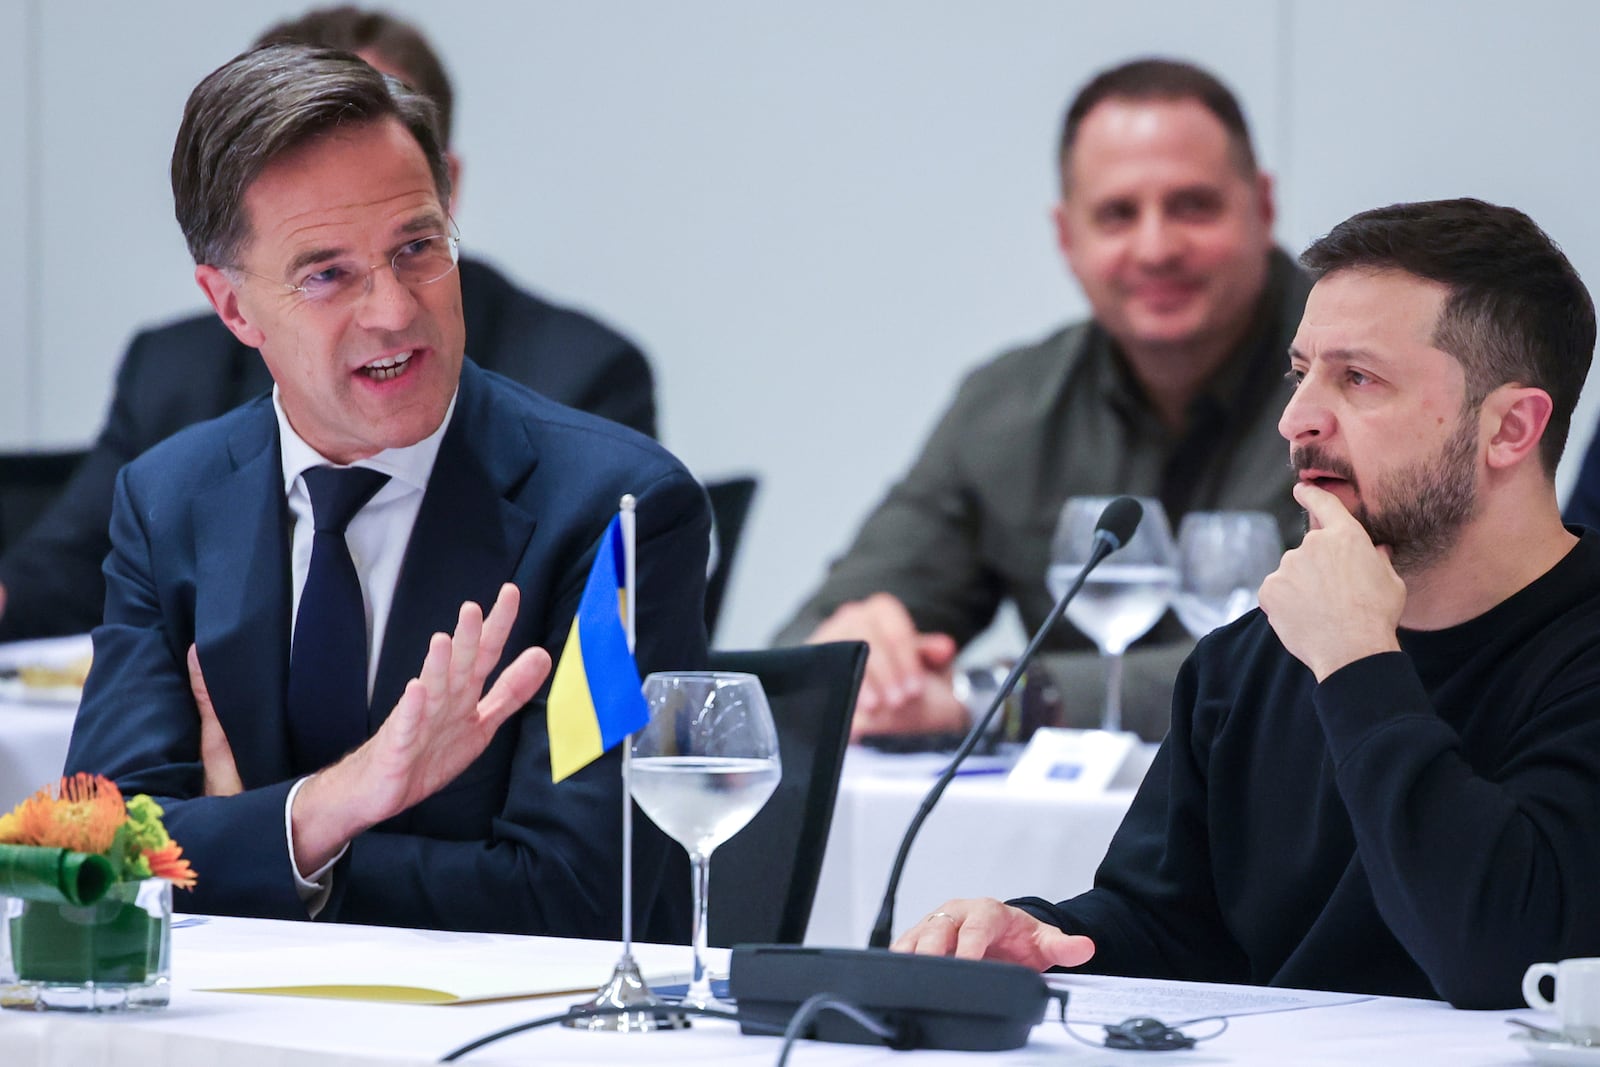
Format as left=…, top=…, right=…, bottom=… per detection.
left=1007, top=728, right=1137, bottom=794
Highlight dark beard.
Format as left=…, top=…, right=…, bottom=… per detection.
left=1291, top=412, right=1479, bottom=574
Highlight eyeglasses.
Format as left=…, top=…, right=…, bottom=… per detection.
left=231, top=227, right=460, bottom=310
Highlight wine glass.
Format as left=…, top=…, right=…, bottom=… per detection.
left=1049, top=496, right=1178, bottom=733
left=1172, top=511, right=1284, bottom=639
left=629, top=672, right=781, bottom=1011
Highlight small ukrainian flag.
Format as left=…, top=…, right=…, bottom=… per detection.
left=547, top=515, right=650, bottom=782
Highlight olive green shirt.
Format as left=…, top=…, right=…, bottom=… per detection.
left=775, top=249, right=1312, bottom=740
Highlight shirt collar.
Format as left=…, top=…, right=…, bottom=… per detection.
left=273, top=385, right=459, bottom=493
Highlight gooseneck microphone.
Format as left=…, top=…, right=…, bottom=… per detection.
left=728, top=497, right=1145, bottom=1052
left=865, top=494, right=1143, bottom=948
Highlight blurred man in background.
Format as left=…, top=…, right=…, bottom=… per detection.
left=777, top=58, right=1307, bottom=741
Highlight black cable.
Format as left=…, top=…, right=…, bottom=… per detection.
left=1049, top=991, right=1229, bottom=1053
left=773, top=993, right=902, bottom=1066
left=438, top=1002, right=738, bottom=1062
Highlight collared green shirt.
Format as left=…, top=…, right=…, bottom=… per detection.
left=777, top=249, right=1312, bottom=738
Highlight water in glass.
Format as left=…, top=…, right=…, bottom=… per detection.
left=631, top=672, right=780, bottom=1012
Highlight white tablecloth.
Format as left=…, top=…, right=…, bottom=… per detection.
left=0, top=914, right=1554, bottom=1066
left=0, top=635, right=88, bottom=807
left=805, top=745, right=1155, bottom=946
left=0, top=700, right=74, bottom=808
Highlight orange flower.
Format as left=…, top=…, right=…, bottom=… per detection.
left=10, top=773, right=127, bottom=854
left=142, top=842, right=197, bottom=891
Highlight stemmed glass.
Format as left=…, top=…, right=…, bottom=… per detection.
left=1172, top=511, right=1284, bottom=639
left=1049, top=496, right=1178, bottom=733
left=629, top=672, right=780, bottom=1011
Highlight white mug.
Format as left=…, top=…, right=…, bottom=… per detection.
left=1524, top=958, right=1600, bottom=1044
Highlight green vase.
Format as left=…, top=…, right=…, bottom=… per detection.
left=2, top=877, right=171, bottom=1011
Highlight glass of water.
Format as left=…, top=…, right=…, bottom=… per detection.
left=1049, top=496, right=1177, bottom=733
left=630, top=672, right=781, bottom=1011
left=1172, top=511, right=1283, bottom=640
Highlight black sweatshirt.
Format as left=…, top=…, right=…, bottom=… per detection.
left=1014, top=530, right=1600, bottom=1009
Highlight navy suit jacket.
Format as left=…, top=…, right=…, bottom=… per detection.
left=65, top=362, right=706, bottom=939
left=0, top=257, right=655, bottom=640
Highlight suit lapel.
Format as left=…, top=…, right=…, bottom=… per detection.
left=192, top=406, right=294, bottom=783
left=371, top=365, right=541, bottom=725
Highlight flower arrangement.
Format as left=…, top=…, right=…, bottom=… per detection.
left=0, top=773, right=195, bottom=895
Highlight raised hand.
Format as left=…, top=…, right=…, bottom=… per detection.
left=1258, top=482, right=1405, bottom=681
left=290, top=583, right=551, bottom=874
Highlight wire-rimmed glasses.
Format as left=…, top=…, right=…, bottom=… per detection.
left=229, top=225, right=460, bottom=310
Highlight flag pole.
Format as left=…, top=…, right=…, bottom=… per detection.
left=563, top=494, right=687, bottom=1032
left=619, top=493, right=637, bottom=954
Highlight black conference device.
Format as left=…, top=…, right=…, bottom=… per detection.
left=730, top=945, right=1049, bottom=1051
left=726, top=497, right=1145, bottom=1052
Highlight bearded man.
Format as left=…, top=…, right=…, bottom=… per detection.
left=892, top=198, right=1600, bottom=1010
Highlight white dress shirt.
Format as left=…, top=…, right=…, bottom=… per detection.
left=271, top=386, right=458, bottom=911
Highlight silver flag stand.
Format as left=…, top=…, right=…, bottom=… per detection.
left=564, top=495, right=689, bottom=1032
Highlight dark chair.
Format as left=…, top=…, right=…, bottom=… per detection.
left=703, top=476, right=758, bottom=642
left=0, top=449, right=88, bottom=555
left=707, top=640, right=867, bottom=947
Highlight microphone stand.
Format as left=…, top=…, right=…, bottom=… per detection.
left=867, top=516, right=1130, bottom=948
left=727, top=497, right=1143, bottom=1052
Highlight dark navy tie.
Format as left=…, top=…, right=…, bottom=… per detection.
left=287, top=466, right=391, bottom=774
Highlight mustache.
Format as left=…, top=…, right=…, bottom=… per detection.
left=1291, top=445, right=1358, bottom=488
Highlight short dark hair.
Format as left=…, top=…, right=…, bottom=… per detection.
left=255, top=5, right=455, bottom=147
left=1301, top=198, right=1596, bottom=475
left=171, top=43, right=451, bottom=268
left=1058, top=57, right=1257, bottom=192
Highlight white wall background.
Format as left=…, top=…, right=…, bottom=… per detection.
left=5, top=1, right=1600, bottom=654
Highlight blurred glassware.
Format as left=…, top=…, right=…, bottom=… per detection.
left=1172, top=511, right=1283, bottom=640
left=1049, top=496, right=1177, bottom=734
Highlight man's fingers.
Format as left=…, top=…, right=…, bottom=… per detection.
left=1038, top=930, right=1097, bottom=969
left=479, top=646, right=550, bottom=725
left=952, top=907, right=1004, bottom=961
left=917, top=632, right=959, bottom=670
left=476, top=584, right=521, bottom=672
left=449, top=600, right=484, bottom=691
left=187, top=644, right=212, bottom=713
left=418, top=631, right=453, bottom=705
left=1292, top=480, right=1358, bottom=533
left=890, top=909, right=962, bottom=956
left=190, top=644, right=242, bottom=796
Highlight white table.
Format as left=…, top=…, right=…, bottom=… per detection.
left=0, top=915, right=1553, bottom=1065
left=805, top=745, right=1154, bottom=946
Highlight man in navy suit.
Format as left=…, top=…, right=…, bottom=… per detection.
left=0, top=6, right=654, bottom=641
left=64, top=44, right=706, bottom=937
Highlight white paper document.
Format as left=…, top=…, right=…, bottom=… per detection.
left=1046, top=972, right=1374, bottom=1024
left=175, top=915, right=693, bottom=1005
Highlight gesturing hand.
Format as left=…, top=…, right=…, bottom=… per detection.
left=890, top=897, right=1095, bottom=971
left=290, top=583, right=551, bottom=874
left=1258, top=482, right=1405, bottom=681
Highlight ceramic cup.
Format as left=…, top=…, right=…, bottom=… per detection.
left=1524, top=957, right=1600, bottom=1045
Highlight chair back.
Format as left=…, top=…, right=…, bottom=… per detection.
left=0, top=450, right=87, bottom=554
left=706, top=641, right=866, bottom=947
left=702, top=476, right=757, bottom=642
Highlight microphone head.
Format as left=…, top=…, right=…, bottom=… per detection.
left=1095, top=496, right=1144, bottom=551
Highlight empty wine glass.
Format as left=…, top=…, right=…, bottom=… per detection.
left=630, top=672, right=780, bottom=1011
left=1049, top=496, right=1178, bottom=733
left=1172, top=511, right=1283, bottom=639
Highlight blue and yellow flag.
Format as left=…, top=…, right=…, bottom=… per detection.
left=547, top=515, right=649, bottom=782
